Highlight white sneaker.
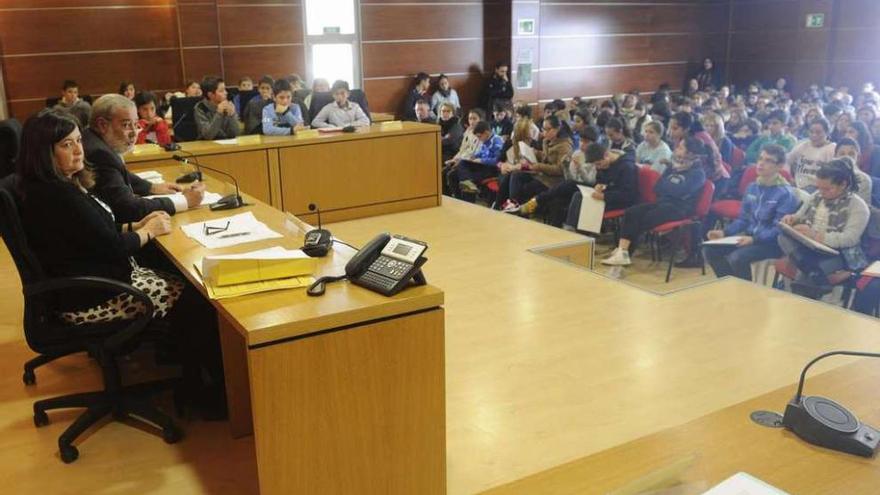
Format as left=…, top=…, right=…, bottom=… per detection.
left=601, top=247, right=632, bottom=266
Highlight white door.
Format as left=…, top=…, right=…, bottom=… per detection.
left=302, top=0, right=362, bottom=89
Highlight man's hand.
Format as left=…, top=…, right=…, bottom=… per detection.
left=183, top=182, right=206, bottom=208
left=150, top=182, right=183, bottom=195
left=707, top=229, right=724, bottom=240
left=737, top=236, right=754, bottom=246
left=218, top=100, right=236, bottom=115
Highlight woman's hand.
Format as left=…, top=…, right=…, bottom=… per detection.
left=793, top=224, right=816, bottom=239
left=133, top=210, right=168, bottom=231
left=707, top=229, right=724, bottom=240
left=781, top=214, right=797, bottom=226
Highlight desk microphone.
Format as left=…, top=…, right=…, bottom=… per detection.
left=301, top=203, right=332, bottom=257
left=777, top=350, right=880, bottom=457
left=171, top=155, right=246, bottom=211
left=164, top=112, right=187, bottom=151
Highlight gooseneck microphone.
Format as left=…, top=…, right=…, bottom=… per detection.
left=171, top=154, right=245, bottom=211
left=301, top=203, right=333, bottom=257
left=163, top=112, right=187, bottom=151
left=780, top=350, right=880, bottom=457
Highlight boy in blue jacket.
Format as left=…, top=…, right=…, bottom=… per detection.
left=261, top=78, right=304, bottom=136
left=703, top=144, right=800, bottom=280
left=602, top=136, right=709, bottom=266
left=450, top=121, right=504, bottom=198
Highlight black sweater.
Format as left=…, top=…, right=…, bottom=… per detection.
left=84, top=128, right=175, bottom=224
left=595, top=150, right=639, bottom=210
left=19, top=179, right=141, bottom=308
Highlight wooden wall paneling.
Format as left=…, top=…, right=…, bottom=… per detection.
left=222, top=45, right=305, bottom=85
left=361, top=3, right=485, bottom=41
left=218, top=4, right=302, bottom=46
left=539, top=34, right=727, bottom=70
left=833, top=29, right=880, bottom=62
left=835, top=0, right=880, bottom=29
left=362, top=40, right=486, bottom=79
left=0, top=0, right=174, bottom=8
left=539, top=3, right=728, bottom=37
left=6, top=101, right=43, bottom=120
left=178, top=3, right=220, bottom=47
left=183, top=48, right=223, bottom=83
left=537, top=64, right=692, bottom=101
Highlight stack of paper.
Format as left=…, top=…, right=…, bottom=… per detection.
left=862, top=260, right=880, bottom=278
left=575, top=185, right=605, bottom=234
left=202, top=247, right=316, bottom=287
left=181, top=211, right=283, bottom=248
left=145, top=191, right=224, bottom=208
left=518, top=141, right=538, bottom=164
left=134, top=170, right=165, bottom=184
left=703, top=236, right=744, bottom=246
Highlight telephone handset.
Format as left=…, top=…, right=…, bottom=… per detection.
left=345, top=233, right=428, bottom=296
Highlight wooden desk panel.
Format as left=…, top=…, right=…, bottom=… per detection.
left=279, top=131, right=440, bottom=221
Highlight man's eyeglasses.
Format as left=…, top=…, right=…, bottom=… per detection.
left=204, top=221, right=230, bottom=236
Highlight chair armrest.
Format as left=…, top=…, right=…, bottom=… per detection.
left=24, top=276, right=155, bottom=354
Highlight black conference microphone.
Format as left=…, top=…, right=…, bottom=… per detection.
left=163, top=112, right=187, bottom=152
left=174, top=149, right=202, bottom=184
left=780, top=350, right=880, bottom=457
left=171, top=155, right=246, bottom=211
left=301, top=203, right=332, bottom=257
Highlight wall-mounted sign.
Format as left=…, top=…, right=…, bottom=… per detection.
left=323, top=26, right=341, bottom=34
left=805, top=13, right=825, bottom=28
left=516, top=49, right=533, bottom=89
left=517, top=19, right=535, bottom=36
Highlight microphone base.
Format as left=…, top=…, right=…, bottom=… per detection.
left=176, top=171, right=202, bottom=184
left=209, top=194, right=245, bottom=211
left=782, top=396, right=880, bottom=457
left=302, top=228, right=333, bottom=257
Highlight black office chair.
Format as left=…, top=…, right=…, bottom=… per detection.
left=226, top=86, right=239, bottom=101
left=0, top=119, right=22, bottom=178
left=0, top=184, right=182, bottom=463
left=350, top=89, right=372, bottom=121
left=293, top=89, right=312, bottom=122
left=170, top=96, right=201, bottom=142
left=236, top=89, right=259, bottom=115
left=308, top=91, right=333, bottom=124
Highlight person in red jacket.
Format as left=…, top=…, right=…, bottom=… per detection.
left=134, top=91, right=172, bottom=146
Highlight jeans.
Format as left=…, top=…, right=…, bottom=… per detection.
left=853, top=278, right=880, bottom=316
left=777, top=234, right=845, bottom=283
left=702, top=241, right=782, bottom=281
left=447, top=160, right=498, bottom=198
left=619, top=202, right=688, bottom=248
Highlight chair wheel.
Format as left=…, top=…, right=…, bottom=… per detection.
left=60, top=445, right=79, bottom=463
left=162, top=425, right=183, bottom=444
left=33, top=410, right=49, bottom=427
left=23, top=370, right=36, bottom=386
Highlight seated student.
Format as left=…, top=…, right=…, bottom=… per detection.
left=184, top=80, right=202, bottom=98
left=311, top=80, right=370, bottom=129
left=631, top=102, right=652, bottom=143
left=243, top=75, right=274, bottom=135
left=407, top=99, right=435, bottom=123
left=490, top=102, right=514, bottom=143
left=703, top=144, right=799, bottom=281
left=787, top=117, right=835, bottom=191
left=496, top=116, right=543, bottom=208
left=404, top=72, right=432, bottom=121
left=85, top=94, right=204, bottom=223
left=442, top=108, right=484, bottom=194
left=261, top=78, right=304, bottom=136
left=438, top=102, right=464, bottom=163
left=493, top=115, right=572, bottom=206
left=134, top=91, right=172, bottom=146
left=516, top=105, right=541, bottom=143
left=232, top=76, right=253, bottom=115
left=602, top=136, right=709, bottom=266
left=745, top=109, right=797, bottom=164
left=303, top=77, right=330, bottom=111
left=16, top=109, right=226, bottom=413
left=519, top=141, right=637, bottom=228
left=834, top=138, right=873, bottom=204
left=604, top=116, right=636, bottom=153
left=118, top=81, right=136, bottom=100
left=449, top=121, right=503, bottom=198
left=635, top=121, right=672, bottom=173
left=701, top=112, right=734, bottom=166
left=194, top=75, right=240, bottom=140
left=844, top=120, right=880, bottom=176
left=53, top=79, right=92, bottom=126
left=431, top=74, right=461, bottom=115
left=778, top=159, right=869, bottom=297
left=668, top=112, right=728, bottom=192
left=831, top=111, right=853, bottom=143
left=730, top=117, right=761, bottom=151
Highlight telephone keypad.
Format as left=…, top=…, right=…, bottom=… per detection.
left=368, top=256, right=412, bottom=281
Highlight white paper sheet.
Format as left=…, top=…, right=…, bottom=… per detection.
left=213, top=138, right=238, bottom=145
left=778, top=222, right=839, bottom=255
left=703, top=472, right=789, bottom=495
left=702, top=236, right=744, bottom=246
left=145, top=191, right=224, bottom=208
left=181, top=211, right=283, bottom=249
left=134, top=170, right=164, bottom=184
left=576, top=185, right=605, bottom=234
left=518, top=141, right=538, bottom=164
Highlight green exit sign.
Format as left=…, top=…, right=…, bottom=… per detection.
left=806, top=13, right=825, bottom=28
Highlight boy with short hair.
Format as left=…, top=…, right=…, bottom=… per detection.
left=233, top=76, right=253, bottom=114
left=53, top=79, right=91, bottom=125
left=261, top=78, right=304, bottom=135
left=134, top=91, right=172, bottom=146
left=745, top=109, right=797, bottom=164
left=311, top=80, right=370, bottom=128
left=194, top=75, right=240, bottom=140
left=243, top=75, right=274, bottom=134
left=452, top=121, right=503, bottom=198
left=490, top=102, right=514, bottom=143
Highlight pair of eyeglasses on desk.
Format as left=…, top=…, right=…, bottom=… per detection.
left=204, top=221, right=230, bottom=236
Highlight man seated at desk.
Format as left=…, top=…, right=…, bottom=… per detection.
left=84, top=94, right=205, bottom=223
left=194, top=75, right=240, bottom=140
left=310, top=80, right=371, bottom=129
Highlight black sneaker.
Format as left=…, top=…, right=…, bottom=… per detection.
left=791, top=281, right=833, bottom=300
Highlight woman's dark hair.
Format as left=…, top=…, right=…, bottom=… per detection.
left=515, top=105, right=532, bottom=119
left=118, top=81, right=134, bottom=95
left=671, top=111, right=694, bottom=131
left=848, top=120, right=874, bottom=152
left=17, top=109, right=94, bottom=190
left=744, top=118, right=762, bottom=135
left=835, top=137, right=861, bottom=155
left=809, top=116, right=831, bottom=135
left=544, top=115, right=561, bottom=130
left=817, top=158, right=858, bottom=191
left=604, top=116, right=632, bottom=138
left=133, top=91, right=157, bottom=109
left=681, top=135, right=714, bottom=172
left=579, top=125, right=600, bottom=144
left=468, top=108, right=486, bottom=121
left=414, top=72, right=430, bottom=85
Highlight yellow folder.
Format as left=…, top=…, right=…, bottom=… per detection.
left=202, top=247, right=317, bottom=287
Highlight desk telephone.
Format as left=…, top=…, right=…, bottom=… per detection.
left=307, top=233, right=428, bottom=297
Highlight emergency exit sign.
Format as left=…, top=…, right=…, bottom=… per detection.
left=806, top=13, right=825, bottom=28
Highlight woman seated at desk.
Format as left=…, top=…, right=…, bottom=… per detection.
left=15, top=109, right=226, bottom=417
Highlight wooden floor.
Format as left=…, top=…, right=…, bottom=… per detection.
left=2, top=199, right=879, bottom=494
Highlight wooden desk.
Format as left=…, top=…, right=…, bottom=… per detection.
left=124, top=122, right=442, bottom=224
left=325, top=198, right=880, bottom=494
left=154, top=170, right=446, bottom=495
left=372, top=112, right=396, bottom=123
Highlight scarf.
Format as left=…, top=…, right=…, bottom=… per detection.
left=438, top=88, right=451, bottom=98
left=802, top=191, right=852, bottom=235
left=440, top=116, right=459, bottom=136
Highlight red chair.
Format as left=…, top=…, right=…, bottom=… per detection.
left=603, top=165, right=660, bottom=243
left=649, top=180, right=715, bottom=282
left=730, top=146, right=745, bottom=171
left=480, top=177, right=500, bottom=207
left=709, top=165, right=758, bottom=222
